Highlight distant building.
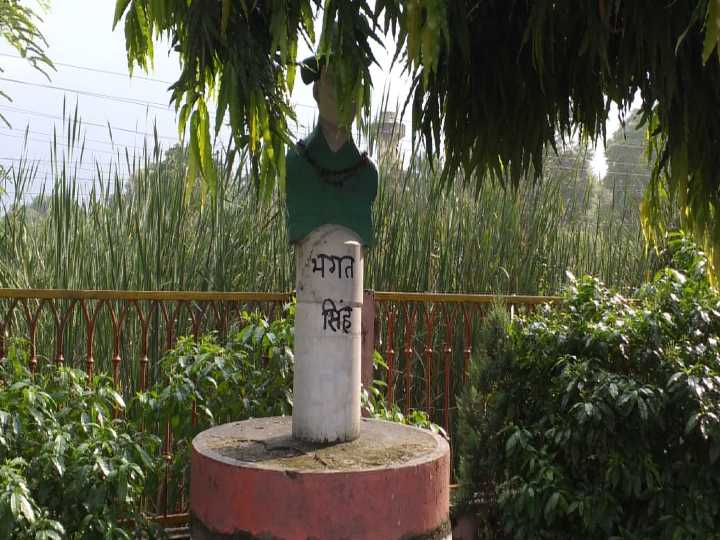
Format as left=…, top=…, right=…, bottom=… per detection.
left=373, top=111, right=406, bottom=161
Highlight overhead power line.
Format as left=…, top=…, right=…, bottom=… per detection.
left=548, top=165, right=651, bottom=179
left=1, top=160, right=125, bottom=178
left=0, top=51, right=323, bottom=113
left=0, top=130, right=145, bottom=157
left=0, top=100, right=314, bottom=144
left=0, top=52, right=174, bottom=85
left=605, top=143, right=649, bottom=150
left=0, top=105, right=180, bottom=142
left=0, top=157, right=121, bottom=176
left=0, top=76, right=174, bottom=112
left=0, top=73, right=317, bottom=113
left=0, top=52, right=337, bottom=115
left=0, top=126, right=166, bottom=154
left=1, top=158, right=108, bottom=174
left=1, top=188, right=116, bottom=200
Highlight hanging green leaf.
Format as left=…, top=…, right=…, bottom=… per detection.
left=113, top=0, right=720, bottom=278
left=703, top=0, right=720, bottom=63
left=0, top=0, right=55, bottom=128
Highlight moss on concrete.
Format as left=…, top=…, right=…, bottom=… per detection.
left=200, top=417, right=440, bottom=472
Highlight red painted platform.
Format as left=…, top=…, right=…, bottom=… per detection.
left=190, top=416, right=451, bottom=540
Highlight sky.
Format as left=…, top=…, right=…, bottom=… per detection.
left=0, top=1, right=629, bottom=200
left=0, top=2, right=184, bottom=195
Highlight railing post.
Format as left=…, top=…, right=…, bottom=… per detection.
left=442, top=308, right=454, bottom=437
left=0, top=321, right=5, bottom=363
left=463, top=306, right=473, bottom=384
left=1, top=300, right=18, bottom=365
left=361, top=290, right=375, bottom=417
left=423, top=309, right=436, bottom=416
left=402, top=304, right=418, bottom=415
left=385, top=308, right=396, bottom=407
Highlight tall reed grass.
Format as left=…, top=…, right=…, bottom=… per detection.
left=0, top=115, right=656, bottom=295
left=368, top=151, right=655, bottom=295
left=0, top=110, right=659, bottom=388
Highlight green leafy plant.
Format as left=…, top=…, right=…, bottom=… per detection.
left=0, top=458, right=66, bottom=540
left=0, top=296, right=440, bottom=536
left=0, top=339, right=163, bottom=539
left=457, top=233, right=720, bottom=539
left=0, top=304, right=298, bottom=536
left=129, top=303, right=296, bottom=511
left=131, top=301, right=440, bottom=510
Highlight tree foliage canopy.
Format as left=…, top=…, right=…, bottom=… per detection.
left=115, top=0, right=720, bottom=272
left=0, top=0, right=53, bottom=126
left=456, top=237, right=720, bottom=537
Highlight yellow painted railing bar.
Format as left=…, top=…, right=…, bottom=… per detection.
left=0, top=289, right=562, bottom=305
left=0, top=289, right=293, bottom=302
left=373, top=291, right=562, bottom=304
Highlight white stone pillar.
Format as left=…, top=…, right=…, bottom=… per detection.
left=292, top=224, right=363, bottom=443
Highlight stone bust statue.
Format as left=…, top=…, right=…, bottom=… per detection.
left=285, top=57, right=378, bottom=247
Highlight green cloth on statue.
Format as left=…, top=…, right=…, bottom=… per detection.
left=285, top=124, right=378, bottom=246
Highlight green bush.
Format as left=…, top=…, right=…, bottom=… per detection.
left=0, top=340, right=162, bottom=539
left=457, top=235, right=720, bottom=539
left=0, top=306, right=298, bottom=538
left=0, top=300, right=439, bottom=537
left=132, top=306, right=297, bottom=510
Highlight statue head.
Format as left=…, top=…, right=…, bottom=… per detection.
left=300, top=56, right=357, bottom=128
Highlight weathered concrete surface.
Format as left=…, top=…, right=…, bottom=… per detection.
left=190, top=417, right=451, bottom=540
left=293, top=224, right=364, bottom=443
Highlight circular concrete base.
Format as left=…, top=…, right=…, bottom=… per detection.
left=190, top=417, right=450, bottom=540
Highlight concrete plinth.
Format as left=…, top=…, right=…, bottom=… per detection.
left=293, top=225, right=364, bottom=443
left=190, top=417, right=451, bottom=540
